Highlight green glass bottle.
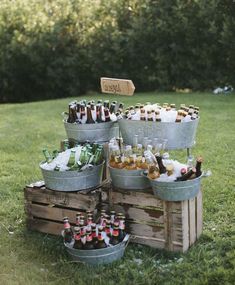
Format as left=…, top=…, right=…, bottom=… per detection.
left=67, top=150, right=76, bottom=168
left=93, top=148, right=103, bottom=165
left=52, top=150, right=59, bottom=159
left=42, top=148, right=53, bottom=163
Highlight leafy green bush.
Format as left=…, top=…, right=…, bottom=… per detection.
left=0, top=0, right=234, bottom=102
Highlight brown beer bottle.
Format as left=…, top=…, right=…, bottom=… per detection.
left=83, top=227, right=94, bottom=249
left=105, top=220, right=112, bottom=238
left=87, top=214, right=93, bottom=226
left=63, top=217, right=73, bottom=243
left=73, top=227, right=83, bottom=249
left=155, top=110, right=161, bottom=122
left=176, top=167, right=196, bottom=181
left=67, top=104, right=75, bottom=123
left=117, top=102, right=124, bottom=113
left=110, top=210, right=116, bottom=227
left=86, top=105, right=95, bottom=124
left=118, top=215, right=126, bottom=242
left=155, top=155, right=167, bottom=174
left=110, top=103, right=116, bottom=114
left=104, top=108, right=111, bottom=122
left=147, top=110, right=153, bottom=121
left=80, top=104, right=86, bottom=121
left=147, top=165, right=160, bottom=180
left=95, top=226, right=107, bottom=249
left=195, top=156, right=203, bottom=177
left=76, top=212, right=81, bottom=226
left=110, top=222, right=120, bottom=245
left=91, top=223, right=98, bottom=244
left=104, top=100, right=110, bottom=109
left=140, top=107, right=146, bottom=121
left=175, top=111, right=183, bottom=122
left=96, top=104, right=103, bottom=123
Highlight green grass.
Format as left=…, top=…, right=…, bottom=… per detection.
left=0, top=92, right=235, bottom=285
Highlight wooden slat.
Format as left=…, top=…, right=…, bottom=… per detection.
left=181, top=200, right=190, bottom=252
left=127, top=222, right=165, bottom=240
left=188, top=197, right=196, bottom=246
left=24, top=187, right=100, bottom=210
left=130, top=236, right=166, bottom=250
left=27, top=218, right=62, bottom=236
left=111, top=204, right=164, bottom=225
left=26, top=203, right=96, bottom=224
left=196, top=189, right=203, bottom=238
left=107, top=189, right=164, bottom=209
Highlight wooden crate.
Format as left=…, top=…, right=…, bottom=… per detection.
left=24, top=183, right=102, bottom=236
left=101, top=185, right=203, bottom=252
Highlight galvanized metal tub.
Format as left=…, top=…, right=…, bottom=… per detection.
left=109, top=122, right=120, bottom=139
left=64, top=234, right=130, bottom=265
left=64, top=120, right=118, bottom=143
left=118, top=118, right=200, bottom=150
left=148, top=174, right=202, bottom=201
left=40, top=162, right=104, bottom=192
left=109, top=166, right=151, bottom=190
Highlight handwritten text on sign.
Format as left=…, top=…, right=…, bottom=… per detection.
left=100, top=77, right=135, bottom=96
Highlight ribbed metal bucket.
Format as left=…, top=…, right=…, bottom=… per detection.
left=109, top=166, right=150, bottom=190
left=64, top=120, right=118, bottom=143
left=118, top=118, right=200, bottom=150
left=64, top=234, right=130, bottom=265
left=40, top=162, right=104, bottom=192
left=149, top=175, right=202, bottom=201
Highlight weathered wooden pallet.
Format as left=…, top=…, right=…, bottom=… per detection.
left=24, top=183, right=102, bottom=236
left=101, top=185, right=203, bottom=252
left=24, top=182, right=202, bottom=252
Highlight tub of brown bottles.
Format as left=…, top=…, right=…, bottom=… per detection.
left=109, top=166, right=151, bottom=190
left=40, top=161, right=104, bottom=192
left=63, top=120, right=118, bottom=143
left=143, top=172, right=203, bottom=201
left=118, top=118, right=200, bottom=150
left=64, top=234, right=130, bottom=265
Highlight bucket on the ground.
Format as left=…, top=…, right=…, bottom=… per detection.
left=64, top=234, right=130, bottom=265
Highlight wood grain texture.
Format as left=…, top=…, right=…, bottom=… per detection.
left=24, top=186, right=100, bottom=210
left=188, top=197, right=196, bottom=246
left=24, top=182, right=203, bottom=252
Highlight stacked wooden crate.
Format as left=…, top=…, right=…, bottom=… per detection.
left=24, top=182, right=202, bottom=252
left=24, top=183, right=101, bottom=236
left=101, top=185, right=202, bottom=252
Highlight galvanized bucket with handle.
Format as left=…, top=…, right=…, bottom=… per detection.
left=64, top=234, right=130, bottom=266
left=40, top=161, right=104, bottom=192
left=144, top=171, right=209, bottom=201
left=118, top=118, right=199, bottom=150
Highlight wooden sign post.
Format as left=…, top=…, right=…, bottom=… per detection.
left=100, top=77, right=135, bottom=96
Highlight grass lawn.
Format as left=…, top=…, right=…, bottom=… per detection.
left=0, top=92, right=234, bottom=285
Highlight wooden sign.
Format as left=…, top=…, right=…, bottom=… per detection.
left=100, top=77, right=135, bottom=96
